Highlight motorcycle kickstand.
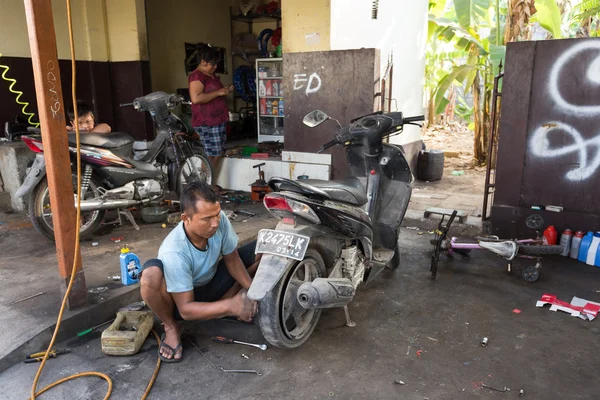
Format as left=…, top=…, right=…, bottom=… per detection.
left=343, top=305, right=356, bottom=327
left=118, top=208, right=140, bottom=231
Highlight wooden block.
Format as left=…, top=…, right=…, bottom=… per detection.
left=101, top=311, right=154, bottom=356
left=251, top=153, right=269, bottom=159
left=424, top=207, right=468, bottom=223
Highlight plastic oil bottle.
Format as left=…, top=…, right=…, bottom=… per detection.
left=120, top=245, right=141, bottom=286
left=578, top=232, right=595, bottom=263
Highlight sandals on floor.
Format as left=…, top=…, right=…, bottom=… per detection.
left=159, top=333, right=183, bottom=363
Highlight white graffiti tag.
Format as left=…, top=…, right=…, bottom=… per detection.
left=530, top=41, right=600, bottom=180
left=293, top=72, right=322, bottom=95
left=530, top=122, right=600, bottom=181
left=549, top=41, right=600, bottom=116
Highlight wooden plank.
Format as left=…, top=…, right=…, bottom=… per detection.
left=24, top=0, right=86, bottom=308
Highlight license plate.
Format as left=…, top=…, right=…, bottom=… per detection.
left=255, top=229, right=310, bottom=261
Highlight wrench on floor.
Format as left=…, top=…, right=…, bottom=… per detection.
left=212, top=335, right=268, bottom=351
left=220, top=367, right=262, bottom=375
left=482, top=384, right=510, bottom=392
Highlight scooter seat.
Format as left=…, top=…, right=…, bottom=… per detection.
left=478, top=240, right=518, bottom=260
left=297, top=178, right=367, bottom=206
left=68, top=132, right=134, bottom=149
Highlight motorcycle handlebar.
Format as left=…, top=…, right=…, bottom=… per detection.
left=318, top=137, right=339, bottom=153
left=403, top=115, right=425, bottom=123
left=119, top=102, right=134, bottom=107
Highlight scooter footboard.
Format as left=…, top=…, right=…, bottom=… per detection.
left=247, top=254, right=295, bottom=301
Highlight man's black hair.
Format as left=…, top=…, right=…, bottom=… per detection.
left=67, top=100, right=94, bottom=122
left=198, top=44, right=221, bottom=65
left=180, top=181, right=220, bottom=214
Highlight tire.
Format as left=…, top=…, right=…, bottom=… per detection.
left=28, top=175, right=105, bottom=241
left=257, top=249, right=326, bottom=349
left=518, top=244, right=563, bottom=256
left=522, top=266, right=540, bottom=282
left=175, top=150, right=213, bottom=197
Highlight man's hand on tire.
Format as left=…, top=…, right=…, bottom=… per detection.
left=229, top=289, right=258, bottom=322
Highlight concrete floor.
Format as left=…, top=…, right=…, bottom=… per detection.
left=2, top=227, right=600, bottom=399
left=0, top=201, right=276, bottom=365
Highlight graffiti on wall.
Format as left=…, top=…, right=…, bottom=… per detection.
left=293, top=72, right=322, bottom=95
left=530, top=41, right=600, bottom=181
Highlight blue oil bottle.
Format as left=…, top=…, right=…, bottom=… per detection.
left=120, top=246, right=140, bottom=286
left=578, top=232, right=594, bottom=263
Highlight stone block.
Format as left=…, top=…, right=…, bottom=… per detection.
left=0, top=141, right=36, bottom=211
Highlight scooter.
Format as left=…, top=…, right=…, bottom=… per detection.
left=14, top=91, right=212, bottom=240
left=248, top=110, right=424, bottom=348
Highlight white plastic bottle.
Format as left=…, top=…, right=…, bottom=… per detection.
left=560, top=229, right=572, bottom=257
left=570, top=231, right=584, bottom=259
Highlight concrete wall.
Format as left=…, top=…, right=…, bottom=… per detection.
left=146, top=0, right=236, bottom=93
left=0, top=0, right=152, bottom=139
left=282, top=0, right=330, bottom=53
left=330, top=0, right=428, bottom=146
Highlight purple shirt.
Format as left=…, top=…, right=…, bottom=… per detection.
left=188, top=70, right=228, bottom=127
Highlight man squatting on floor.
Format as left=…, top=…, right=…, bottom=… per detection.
left=139, top=181, right=261, bottom=362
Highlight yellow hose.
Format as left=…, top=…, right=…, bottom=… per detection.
left=0, top=53, right=39, bottom=127
left=28, top=1, right=161, bottom=398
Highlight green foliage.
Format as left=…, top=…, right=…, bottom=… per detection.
left=531, top=0, right=564, bottom=38
left=454, top=0, right=492, bottom=29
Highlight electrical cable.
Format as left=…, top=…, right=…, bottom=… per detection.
left=28, top=1, right=162, bottom=398
left=0, top=53, right=39, bottom=127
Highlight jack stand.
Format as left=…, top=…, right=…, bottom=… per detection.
left=250, top=162, right=270, bottom=202
left=118, top=208, right=140, bottom=231
left=343, top=305, right=356, bottom=327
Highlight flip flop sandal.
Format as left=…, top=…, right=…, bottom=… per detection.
left=159, top=333, right=183, bottom=363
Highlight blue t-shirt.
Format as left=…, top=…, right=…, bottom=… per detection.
left=158, top=211, right=238, bottom=293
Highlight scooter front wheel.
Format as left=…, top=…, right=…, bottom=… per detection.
left=258, top=249, right=326, bottom=349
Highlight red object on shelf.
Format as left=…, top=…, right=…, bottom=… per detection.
left=543, top=225, right=558, bottom=245
left=251, top=153, right=269, bottom=159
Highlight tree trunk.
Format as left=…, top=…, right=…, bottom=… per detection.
left=504, top=0, right=536, bottom=43
left=473, top=71, right=485, bottom=164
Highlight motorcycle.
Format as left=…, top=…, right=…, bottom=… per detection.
left=14, top=91, right=212, bottom=240
left=248, top=110, right=424, bottom=348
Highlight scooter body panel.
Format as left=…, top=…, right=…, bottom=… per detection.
left=14, top=153, right=46, bottom=199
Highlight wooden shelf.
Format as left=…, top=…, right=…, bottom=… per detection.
left=259, top=76, right=282, bottom=80
left=259, top=96, right=283, bottom=99
left=260, top=114, right=284, bottom=118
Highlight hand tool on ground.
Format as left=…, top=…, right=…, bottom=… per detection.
left=186, top=335, right=217, bottom=369
left=220, top=367, right=262, bottom=375
left=77, top=319, right=115, bottom=337
left=10, top=291, right=46, bottom=305
left=211, top=335, right=268, bottom=350
left=481, top=384, right=510, bottom=392
left=24, top=349, right=71, bottom=363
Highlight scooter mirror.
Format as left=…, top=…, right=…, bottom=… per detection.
left=303, top=110, right=329, bottom=128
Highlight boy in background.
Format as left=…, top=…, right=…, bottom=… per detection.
left=67, top=100, right=112, bottom=134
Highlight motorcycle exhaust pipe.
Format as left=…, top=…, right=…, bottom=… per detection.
left=297, top=278, right=355, bottom=309
left=78, top=199, right=145, bottom=211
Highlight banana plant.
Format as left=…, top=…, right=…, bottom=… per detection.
left=427, top=0, right=564, bottom=163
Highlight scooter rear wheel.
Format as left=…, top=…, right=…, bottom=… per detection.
left=257, top=249, right=326, bottom=349
left=29, top=175, right=105, bottom=241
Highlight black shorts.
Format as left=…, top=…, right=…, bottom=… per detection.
left=141, top=240, right=257, bottom=319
